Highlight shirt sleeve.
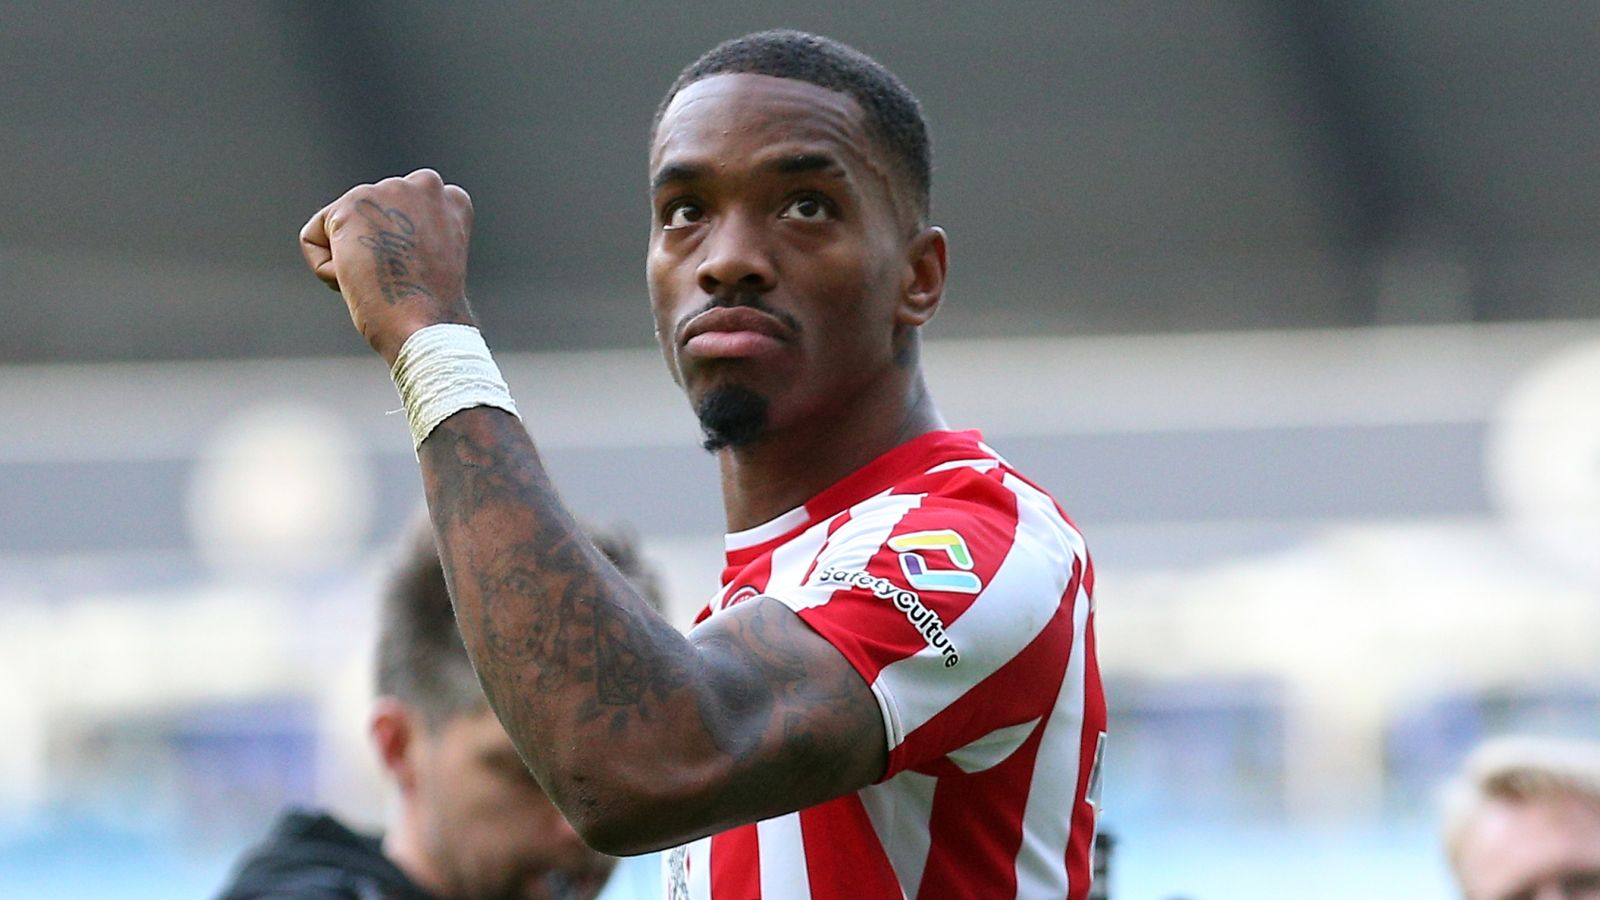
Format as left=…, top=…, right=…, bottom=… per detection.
left=763, top=481, right=1084, bottom=778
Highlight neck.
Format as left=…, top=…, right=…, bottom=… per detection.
left=383, top=805, right=451, bottom=899
left=718, top=369, right=945, bottom=532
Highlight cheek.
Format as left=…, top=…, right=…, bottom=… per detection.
left=646, top=271, right=671, bottom=329
left=647, top=253, right=697, bottom=333
left=645, top=267, right=681, bottom=375
left=818, top=248, right=900, bottom=345
left=451, top=788, right=546, bottom=854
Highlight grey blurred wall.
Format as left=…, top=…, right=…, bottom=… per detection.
left=4, top=1, right=1598, bottom=364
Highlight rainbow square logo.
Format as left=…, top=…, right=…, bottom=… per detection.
left=888, top=529, right=983, bottom=594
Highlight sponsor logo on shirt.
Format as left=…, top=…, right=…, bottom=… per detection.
left=815, top=566, right=961, bottom=667
left=888, top=529, right=984, bottom=594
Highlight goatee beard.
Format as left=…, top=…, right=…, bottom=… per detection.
left=696, top=384, right=770, bottom=451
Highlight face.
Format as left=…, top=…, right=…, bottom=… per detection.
left=1456, top=796, right=1600, bottom=900
left=647, top=73, right=933, bottom=448
left=412, top=707, right=614, bottom=900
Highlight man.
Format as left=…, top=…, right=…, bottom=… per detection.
left=1443, top=736, right=1600, bottom=900
left=217, top=519, right=663, bottom=900
left=299, top=30, right=1105, bottom=898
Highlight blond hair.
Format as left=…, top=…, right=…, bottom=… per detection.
left=1441, top=735, right=1600, bottom=867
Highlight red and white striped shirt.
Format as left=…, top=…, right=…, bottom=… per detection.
left=666, top=430, right=1105, bottom=900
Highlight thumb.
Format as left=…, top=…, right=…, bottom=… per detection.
left=298, top=205, right=341, bottom=290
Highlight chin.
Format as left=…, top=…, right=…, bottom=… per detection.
left=695, top=382, right=771, bottom=452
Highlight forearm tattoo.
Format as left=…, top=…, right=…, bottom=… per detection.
left=419, top=408, right=885, bottom=832
left=423, top=411, right=693, bottom=734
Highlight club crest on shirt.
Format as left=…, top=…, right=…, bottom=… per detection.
left=665, top=844, right=690, bottom=900
left=721, top=584, right=761, bottom=609
left=888, top=529, right=984, bottom=594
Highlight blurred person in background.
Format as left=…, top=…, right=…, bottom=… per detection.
left=1442, top=735, right=1600, bottom=900
left=215, top=517, right=666, bottom=900
left=299, top=29, right=1103, bottom=899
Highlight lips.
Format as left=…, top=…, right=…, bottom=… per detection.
left=679, top=305, right=794, bottom=359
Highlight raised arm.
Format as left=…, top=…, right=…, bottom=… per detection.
left=300, top=171, right=886, bottom=854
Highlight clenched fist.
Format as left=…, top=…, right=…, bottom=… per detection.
left=300, top=168, right=477, bottom=364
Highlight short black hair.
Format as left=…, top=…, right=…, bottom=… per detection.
left=655, top=30, right=932, bottom=220
left=374, top=514, right=667, bottom=730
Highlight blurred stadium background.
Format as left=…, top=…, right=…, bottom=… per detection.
left=4, top=3, right=1599, bottom=897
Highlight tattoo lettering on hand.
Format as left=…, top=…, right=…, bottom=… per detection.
left=355, top=198, right=436, bottom=304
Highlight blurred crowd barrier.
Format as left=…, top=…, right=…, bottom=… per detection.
left=2, top=321, right=1598, bottom=898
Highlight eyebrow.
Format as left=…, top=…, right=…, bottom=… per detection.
left=769, top=153, right=845, bottom=177
left=651, top=162, right=706, bottom=193
left=650, top=153, right=847, bottom=193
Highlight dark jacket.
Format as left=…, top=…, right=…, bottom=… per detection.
left=214, top=808, right=439, bottom=900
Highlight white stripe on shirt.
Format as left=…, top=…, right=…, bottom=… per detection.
left=859, top=768, right=940, bottom=899
left=756, top=812, right=812, bottom=900
left=1010, top=477, right=1094, bottom=899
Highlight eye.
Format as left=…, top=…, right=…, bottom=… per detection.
left=779, top=195, right=833, bottom=222
left=663, top=202, right=705, bottom=229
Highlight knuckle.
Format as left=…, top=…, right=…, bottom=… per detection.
left=330, top=189, right=370, bottom=220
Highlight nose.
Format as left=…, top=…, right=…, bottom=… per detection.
left=696, top=210, right=775, bottom=296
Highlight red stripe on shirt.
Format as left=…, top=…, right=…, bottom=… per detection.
left=887, top=560, right=1079, bottom=776
left=798, top=795, right=902, bottom=900
left=709, top=826, right=761, bottom=900
left=915, top=601, right=1076, bottom=898
left=915, top=729, right=1046, bottom=899
left=1066, top=598, right=1104, bottom=898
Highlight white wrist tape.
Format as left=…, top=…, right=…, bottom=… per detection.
left=390, top=324, right=520, bottom=451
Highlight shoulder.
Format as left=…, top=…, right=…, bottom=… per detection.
left=214, top=809, right=430, bottom=900
left=790, top=459, right=1083, bottom=668
left=800, top=462, right=1092, bottom=773
left=848, top=457, right=1087, bottom=580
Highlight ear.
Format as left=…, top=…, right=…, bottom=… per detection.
left=370, top=697, right=425, bottom=796
left=896, top=226, right=947, bottom=328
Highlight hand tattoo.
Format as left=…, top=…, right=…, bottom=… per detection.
left=355, top=198, right=435, bottom=304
